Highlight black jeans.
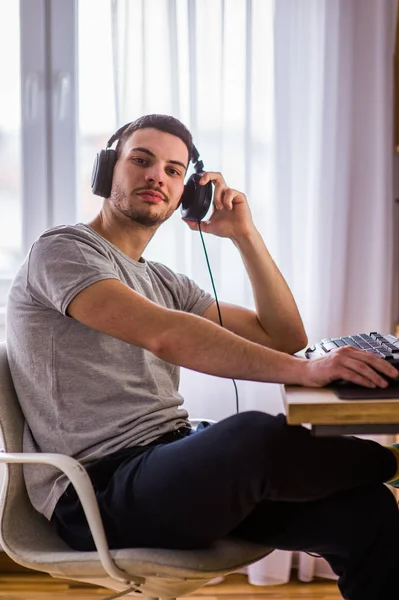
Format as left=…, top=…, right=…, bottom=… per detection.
left=52, top=411, right=399, bottom=600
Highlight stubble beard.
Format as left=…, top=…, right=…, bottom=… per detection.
left=110, top=183, right=175, bottom=228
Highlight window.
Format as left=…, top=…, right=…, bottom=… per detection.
left=0, top=0, right=121, bottom=339
left=77, top=0, right=115, bottom=222
left=0, top=0, right=21, bottom=330
left=0, top=0, right=82, bottom=339
left=0, top=0, right=274, bottom=339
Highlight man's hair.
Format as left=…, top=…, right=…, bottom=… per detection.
left=115, top=114, right=193, bottom=167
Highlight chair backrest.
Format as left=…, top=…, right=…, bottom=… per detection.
left=0, top=341, right=70, bottom=563
left=0, top=341, right=24, bottom=453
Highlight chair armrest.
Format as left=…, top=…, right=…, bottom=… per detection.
left=0, top=450, right=135, bottom=585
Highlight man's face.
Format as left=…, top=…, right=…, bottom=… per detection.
left=109, top=127, right=189, bottom=228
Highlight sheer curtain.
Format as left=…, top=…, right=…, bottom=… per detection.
left=273, top=0, right=398, bottom=582
left=274, top=0, right=397, bottom=347
left=110, top=0, right=397, bottom=585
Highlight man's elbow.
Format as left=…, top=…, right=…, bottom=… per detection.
left=287, top=331, right=308, bottom=354
left=146, top=331, right=171, bottom=358
left=274, top=330, right=308, bottom=355
left=148, top=321, right=179, bottom=362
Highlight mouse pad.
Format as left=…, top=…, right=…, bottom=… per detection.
left=331, top=381, right=399, bottom=400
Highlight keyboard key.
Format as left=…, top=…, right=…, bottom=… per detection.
left=357, top=342, right=372, bottom=349
left=342, top=337, right=358, bottom=347
left=360, top=334, right=374, bottom=343
left=380, top=339, right=399, bottom=352
left=380, top=351, right=394, bottom=359
left=383, top=334, right=399, bottom=343
left=321, top=341, right=338, bottom=352
left=371, top=333, right=385, bottom=342
left=385, top=346, right=399, bottom=354
left=364, top=348, right=382, bottom=355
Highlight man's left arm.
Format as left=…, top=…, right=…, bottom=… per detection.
left=183, top=172, right=308, bottom=354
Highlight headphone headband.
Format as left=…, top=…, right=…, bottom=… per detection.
left=106, top=123, right=131, bottom=148
left=106, top=121, right=203, bottom=171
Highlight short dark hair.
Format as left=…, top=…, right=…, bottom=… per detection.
left=115, top=114, right=193, bottom=166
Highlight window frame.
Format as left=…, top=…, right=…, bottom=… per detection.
left=20, top=0, right=78, bottom=254
left=0, top=0, right=78, bottom=338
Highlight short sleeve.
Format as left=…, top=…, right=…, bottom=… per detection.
left=174, top=272, right=215, bottom=315
left=26, top=231, right=120, bottom=315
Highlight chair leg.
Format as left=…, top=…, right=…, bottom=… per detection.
left=102, top=586, right=145, bottom=600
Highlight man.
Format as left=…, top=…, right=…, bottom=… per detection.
left=6, top=114, right=399, bottom=600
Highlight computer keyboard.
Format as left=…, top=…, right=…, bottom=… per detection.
left=305, top=332, right=399, bottom=399
left=306, top=332, right=399, bottom=360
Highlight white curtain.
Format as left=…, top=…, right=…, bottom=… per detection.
left=274, top=0, right=397, bottom=347
left=273, top=0, right=398, bottom=583
left=110, top=0, right=397, bottom=585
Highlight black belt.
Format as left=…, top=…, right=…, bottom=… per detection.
left=155, top=426, right=193, bottom=445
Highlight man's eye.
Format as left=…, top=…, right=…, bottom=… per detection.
left=132, top=157, right=146, bottom=165
left=167, top=168, right=180, bottom=176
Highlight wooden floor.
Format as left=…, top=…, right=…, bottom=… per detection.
left=0, top=572, right=341, bottom=599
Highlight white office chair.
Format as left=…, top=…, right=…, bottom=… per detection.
left=0, top=340, right=274, bottom=599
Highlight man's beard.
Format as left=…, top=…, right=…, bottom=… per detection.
left=110, top=183, right=175, bottom=228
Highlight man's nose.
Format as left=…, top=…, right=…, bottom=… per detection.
left=145, top=165, right=165, bottom=187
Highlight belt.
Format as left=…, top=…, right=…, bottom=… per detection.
left=154, top=426, right=193, bottom=445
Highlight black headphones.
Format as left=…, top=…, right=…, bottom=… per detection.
left=91, top=122, right=213, bottom=221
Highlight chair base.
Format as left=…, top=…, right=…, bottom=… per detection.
left=49, top=571, right=225, bottom=599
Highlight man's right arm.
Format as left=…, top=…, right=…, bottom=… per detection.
left=67, top=279, right=398, bottom=389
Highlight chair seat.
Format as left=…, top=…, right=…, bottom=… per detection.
left=16, top=537, right=273, bottom=580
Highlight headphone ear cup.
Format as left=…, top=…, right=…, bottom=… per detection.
left=180, top=173, right=213, bottom=221
left=91, top=149, right=117, bottom=198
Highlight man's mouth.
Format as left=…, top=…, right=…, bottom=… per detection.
left=137, top=190, right=165, bottom=203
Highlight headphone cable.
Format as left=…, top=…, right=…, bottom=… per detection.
left=197, top=220, right=240, bottom=414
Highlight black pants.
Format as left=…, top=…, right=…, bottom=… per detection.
left=52, top=411, right=399, bottom=600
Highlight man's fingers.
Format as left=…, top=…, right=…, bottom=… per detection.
left=331, top=347, right=398, bottom=386
left=348, top=348, right=398, bottom=378
left=213, top=188, right=224, bottom=211
left=200, top=172, right=225, bottom=186
left=221, top=189, right=236, bottom=210
left=213, top=188, right=242, bottom=211
left=182, top=219, right=199, bottom=230
left=182, top=218, right=213, bottom=233
left=335, top=367, right=379, bottom=388
left=213, top=188, right=230, bottom=211
left=340, top=359, right=388, bottom=387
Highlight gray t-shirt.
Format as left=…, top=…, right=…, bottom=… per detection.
left=6, top=223, right=214, bottom=519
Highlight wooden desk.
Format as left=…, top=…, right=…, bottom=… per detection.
left=282, top=384, right=399, bottom=436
